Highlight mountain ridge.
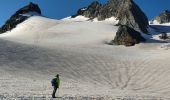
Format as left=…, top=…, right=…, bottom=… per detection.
left=73, top=0, right=149, bottom=33
left=154, top=10, right=170, bottom=24
left=0, top=2, right=41, bottom=34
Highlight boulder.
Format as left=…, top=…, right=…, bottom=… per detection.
left=112, top=25, right=145, bottom=46
left=159, top=32, right=169, bottom=40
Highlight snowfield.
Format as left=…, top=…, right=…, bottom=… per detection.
left=0, top=16, right=170, bottom=99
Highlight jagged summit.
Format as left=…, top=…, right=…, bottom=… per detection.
left=116, top=0, right=148, bottom=33
left=154, top=10, right=170, bottom=24
left=73, top=0, right=148, bottom=33
left=72, top=0, right=119, bottom=20
left=16, top=2, right=41, bottom=15
left=72, top=1, right=102, bottom=19
left=0, top=2, right=41, bottom=33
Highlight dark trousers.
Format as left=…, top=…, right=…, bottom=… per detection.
left=52, top=86, right=58, bottom=98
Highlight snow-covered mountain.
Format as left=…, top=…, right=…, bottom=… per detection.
left=0, top=0, right=149, bottom=46
left=73, top=0, right=149, bottom=33
left=71, top=0, right=149, bottom=46
left=0, top=1, right=170, bottom=99
left=0, top=14, right=170, bottom=98
left=0, top=2, right=41, bottom=34
left=151, top=10, right=170, bottom=24
left=149, top=10, right=170, bottom=42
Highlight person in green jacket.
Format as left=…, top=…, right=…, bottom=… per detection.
left=51, top=74, right=60, bottom=98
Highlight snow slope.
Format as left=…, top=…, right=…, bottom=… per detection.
left=0, top=16, right=117, bottom=46
left=0, top=16, right=170, bottom=99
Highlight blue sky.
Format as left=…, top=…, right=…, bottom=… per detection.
left=0, top=0, right=169, bottom=26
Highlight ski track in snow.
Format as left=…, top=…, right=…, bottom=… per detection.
left=0, top=16, right=170, bottom=99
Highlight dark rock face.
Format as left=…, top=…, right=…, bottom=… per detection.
left=0, top=2, right=41, bottom=34
left=116, top=0, right=148, bottom=33
left=72, top=1, right=102, bottom=19
left=159, top=32, right=169, bottom=40
left=73, top=0, right=148, bottom=33
left=97, top=0, right=123, bottom=20
left=72, top=0, right=122, bottom=20
left=155, top=10, right=170, bottom=24
left=112, top=25, right=145, bottom=46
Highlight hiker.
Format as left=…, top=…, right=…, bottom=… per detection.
left=51, top=74, right=60, bottom=98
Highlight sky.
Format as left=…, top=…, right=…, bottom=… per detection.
left=0, top=0, right=169, bottom=26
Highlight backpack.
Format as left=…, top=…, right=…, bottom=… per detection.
left=51, top=78, right=56, bottom=86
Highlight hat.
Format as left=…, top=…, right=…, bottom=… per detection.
left=55, top=74, right=59, bottom=77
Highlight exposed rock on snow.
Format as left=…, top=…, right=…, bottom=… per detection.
left=116, top=0, right=148, bottom=33
left=73, top=0, right=148, bottom=33
left=1, top=1, right=170, bottom=98
left=154, top=10, right=170, bottom=24
left=72, top=1, right=102, bottom=19
left=0, top=14, right=170, bottom=98
left=97, top=0, right=123, bottom=21
left=72, top=0, right=122, bottom=20
left=111, top=25, right=145, bottom=46
left=0, top=2, right=41, bottom=34
left=159, top=32, right=170, bottom=40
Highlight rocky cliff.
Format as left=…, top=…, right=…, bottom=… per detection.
left=116, top=0, right=148, bottom=33
left=0, top=2, right=41, bottom=33
left=73, top=0, right=148, bottom=33
left=154, top=10, right=170, bottom=24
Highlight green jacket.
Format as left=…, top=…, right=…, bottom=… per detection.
left=54, top=77, right=60, bottom=88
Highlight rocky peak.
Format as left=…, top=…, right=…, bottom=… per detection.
left=16, top=2, right=41, bottom=14
left=73, top=0, right=148, bottom=33
left=89, top=1, right=101, bottom=7
left=154, top=10, right=170, bottom=24
left=116, top=0, right=148, bottom=33
left=97, top=0, right=123, bottom=20
left=108, top=0, right=123, bottom=4
left=72, top=1, right=102, bottom=19
left=0, top=2, right=41, bottom=34
left=73, top=0, right=122, bottom=20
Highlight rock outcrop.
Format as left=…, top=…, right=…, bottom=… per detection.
left=154, top=10, right=170, bottom=24
left=73, top=0, right=148, bottom=33
left=116, top=0, right=148, bottom=33
left=72, top=1, right=102, bottom=19
left=111, top=25, right=145, bottom=46
left=72, top=0, right=122, bottom=20
left=0, top=2, right=41, bottom=33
